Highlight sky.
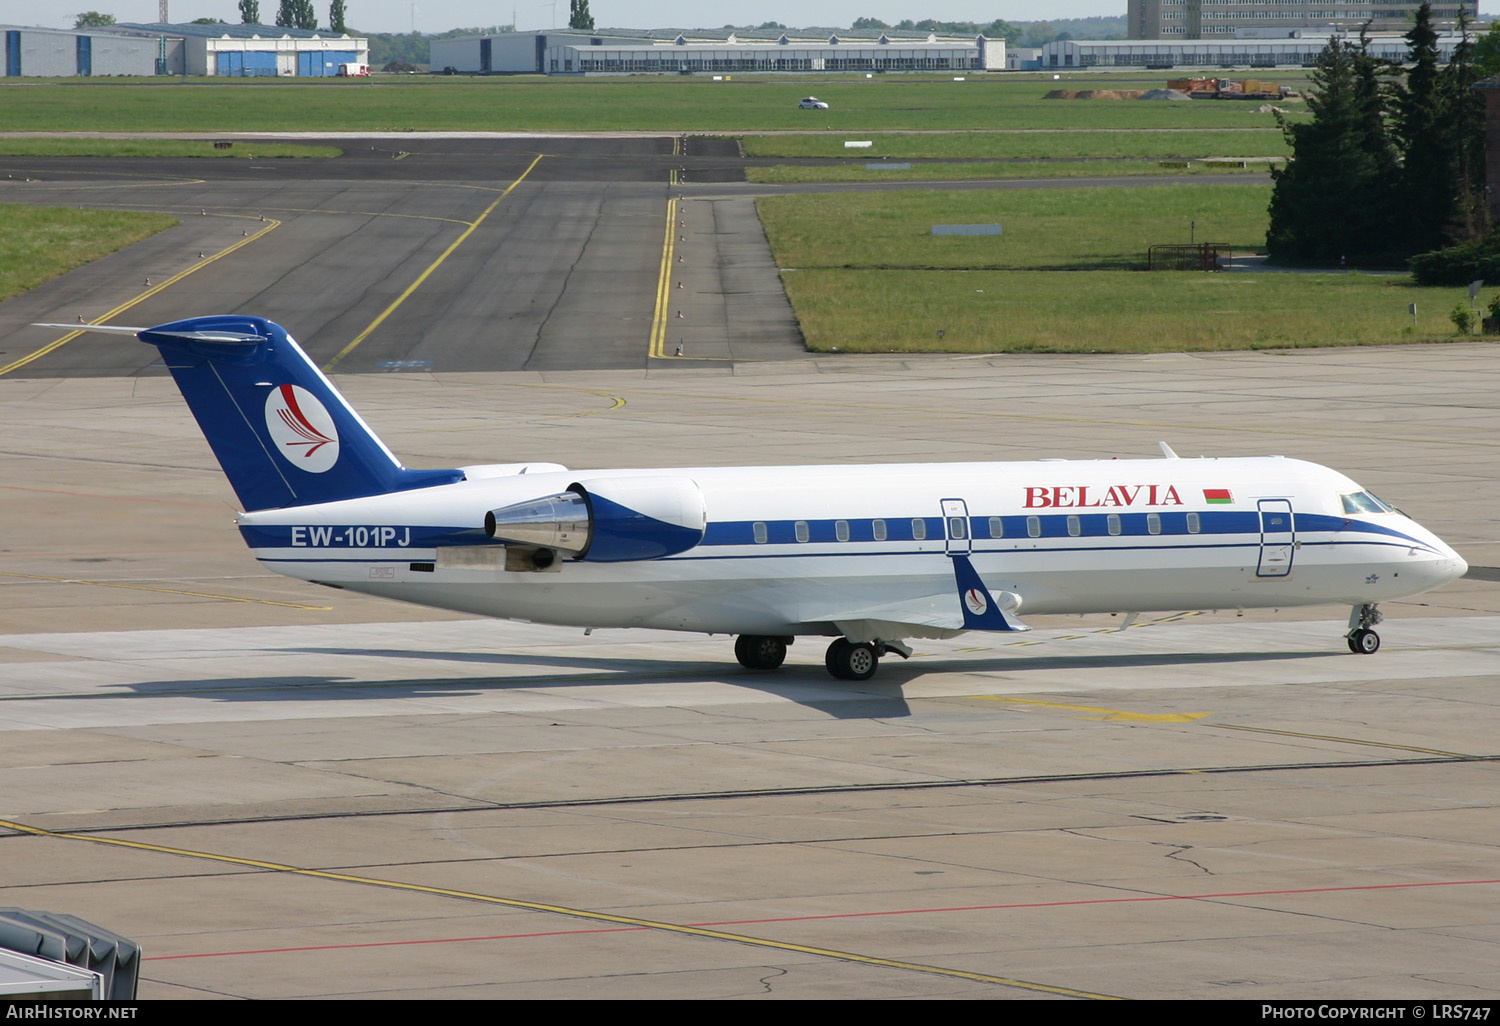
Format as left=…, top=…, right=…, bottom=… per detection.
left=1, top=1, right=1132, bottom=35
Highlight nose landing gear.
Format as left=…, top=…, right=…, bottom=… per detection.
left=1346, top=603, right=1383, bottom=654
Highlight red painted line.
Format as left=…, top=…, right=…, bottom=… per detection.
left=144, top=877, right=1500, bottom=962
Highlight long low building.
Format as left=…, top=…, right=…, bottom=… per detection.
left=1, top=22, right=367, bottom=77
left=1041, top=32, right=1469, bottom=69
left=431, top=29, right=1004, bottom=75
left=2, top=25, right=174, bottom=76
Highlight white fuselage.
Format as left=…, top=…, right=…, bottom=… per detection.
left=235, top=456, right=1466, bottom=639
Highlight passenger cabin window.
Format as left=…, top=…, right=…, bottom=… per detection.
left=835, top=520, right=850, bottom=542
left=873, top=519, right=887, bottom=541
left=1341, top=491, right=1393, bottom=514
left=795, top=520, right=810, bottom=543
left=1107, top=514, right=1121, bottom=536
left=1147, top=513, right=1162, bottom=535
left=1067, top=515, right=1081, bottom=537
left=753, top=521, right=768, bottom=544
left=912, top=519, right=926, bottom=541
left=948, top=517, right=967, bottom=540
left=989, top=516, right=1004, bottom=539
left=1027, top=516, right=1041, bottom=538
left=1186, top=512, right=1201, bottom=534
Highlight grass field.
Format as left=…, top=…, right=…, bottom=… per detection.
left=758, top=185, right=1273, bottom=270
left=758, top=185, right=1485, bottom=353
left=0, top=73, right=1313, bottom=134
left=0, top=205, right=177, bottom=303
left=746, top=158, right=1282, bottom=183
left=0, top=139, right=339, bottom=158
left=740, top=129, right=1294, bottom=160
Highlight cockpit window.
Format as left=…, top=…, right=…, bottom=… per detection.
left=1341, top=491, right=1393, bottom=515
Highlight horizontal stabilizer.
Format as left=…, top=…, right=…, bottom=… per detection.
left=32, top=322, right=147, bottom=335
left=66, top=314, right=465, bottom=512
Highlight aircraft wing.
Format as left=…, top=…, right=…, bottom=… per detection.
left=806, top=593, right=968, bottom=642
left=798, top=555, right=1032, bottom=642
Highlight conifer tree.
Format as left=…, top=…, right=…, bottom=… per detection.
left=1268, top=37, right=1401, bottom=263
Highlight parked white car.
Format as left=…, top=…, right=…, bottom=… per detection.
left=798, top=97, right=830, bottom=109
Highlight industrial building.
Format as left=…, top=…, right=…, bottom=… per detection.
left=1041, top=31, right=1471, bottom=69
left=1, top=25, right=174, bottom=76
left=1127, top=0, right=1476, bottom=39
left=430, top=29, right=1004, bottom=75
left=0, top=22, right=367, bottom=77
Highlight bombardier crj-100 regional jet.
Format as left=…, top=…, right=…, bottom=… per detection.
left=50, top=316, right=1468, bottom=680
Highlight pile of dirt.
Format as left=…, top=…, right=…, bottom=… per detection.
left=1045, top=89, right=1144, bottom=100
left=1137, top=88, right=1192, bottom=101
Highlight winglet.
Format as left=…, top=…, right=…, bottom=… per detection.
left=951, top=554, right=1029, bottom=631
left=1159, top=441, right=1180, bottom=459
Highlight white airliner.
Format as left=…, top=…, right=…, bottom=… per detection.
left=50, top=316, right=1468, bottom=680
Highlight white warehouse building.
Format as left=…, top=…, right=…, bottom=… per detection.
left=1040, top=31, right=1469, bottom=69
left=431, top=29, right=1004, bottom=75
left=106, top=22, right=367, bottom=77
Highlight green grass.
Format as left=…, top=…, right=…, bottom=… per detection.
left=741, top=128, right=1293, bottom=160
left=0, top=139, right=339, bottom=158
left=780, top=269, right=1476, bottom=353
left=0, top=74, right=1314, bottom=134
left=757, top=185, right=1481, bottom=353
left=758, top=185, right=1274, bottom=270
left=747, top=159, right=1282, bottom=183
left=0, top=205, right=177, bottom=303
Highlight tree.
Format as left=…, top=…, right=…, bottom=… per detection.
left=852, top=17, right=888, bottom=30
left=1473, top=20, right=1500, bottom=79
left=1398, top=3, right=1459, bottom=254
left=276, top=0, right=317, bottom=29
left=1267, top=36, right=1403, bottom=264
left=330, top=0, right=347, bottom=33
left=191, top=17, right=226, bottom=23
left=239, top=0, right=260, bottom=24
left=74, top=12, right=115, bottom=28
left=568, top=0, right=594, bottom=31
left=1395, top=3, right=1486, bottom=253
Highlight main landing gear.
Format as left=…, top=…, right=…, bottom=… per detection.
left=732, top=635, right=911, bottom=679
left=824, top=637, right=911, bottom=680
left=1346, top=603, right=1383, bottom=654
left=734, top=634, right=791, bottom=670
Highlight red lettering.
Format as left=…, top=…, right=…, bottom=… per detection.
left=1024, top=483, right=1184, bottom=508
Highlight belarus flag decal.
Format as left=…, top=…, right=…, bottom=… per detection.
left=1203, top=488, right=1233, bottom=504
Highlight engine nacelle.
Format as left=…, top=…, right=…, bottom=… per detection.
left=484, top=476, right=706, bottom=562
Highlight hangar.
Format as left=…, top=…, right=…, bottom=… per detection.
left=1, top=24, right=173, bottom=76
left=111, top=22, right=369, bottom=77
left=1041, top=30, right=1469, bottom=69
left=0, top=22, right=368, bottom=77
left=431, top=29, right=1004, bottom=75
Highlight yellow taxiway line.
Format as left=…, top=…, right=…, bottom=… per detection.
left=0, top=217, right=281, bottom=378
left=0, top=817, right=1119, bottom=999
left=323, top=154, right=544, bottom=372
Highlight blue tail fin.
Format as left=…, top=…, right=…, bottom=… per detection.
left=138, top=316, right=463, bottom=511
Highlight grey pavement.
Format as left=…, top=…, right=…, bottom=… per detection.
left=2, top=343, right=1498, bottom=999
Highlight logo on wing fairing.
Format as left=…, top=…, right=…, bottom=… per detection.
left=264, top=384, right=339, bottom=473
